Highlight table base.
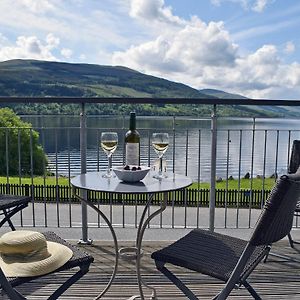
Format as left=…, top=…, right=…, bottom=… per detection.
left=119, top=246, right=144, bottom=261
left=127, top=294, right=156, bottom=300
left=71, top=172, right=192, bottom=299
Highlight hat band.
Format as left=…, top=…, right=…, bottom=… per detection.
left=1, top=247, right=51, bottom=264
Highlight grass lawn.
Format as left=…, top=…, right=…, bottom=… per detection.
left=0, top=176, right=70, bottom=186
left=0, top=176, right=276, bottom=190
left=189, top=177, right=276, bottom=190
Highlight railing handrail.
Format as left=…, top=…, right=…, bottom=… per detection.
left=1, top=96, right=300, bottom=106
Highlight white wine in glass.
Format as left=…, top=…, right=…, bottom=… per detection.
left=152, top=133, right=169, bottom=179
left=100, top=132, right=118, bottom=178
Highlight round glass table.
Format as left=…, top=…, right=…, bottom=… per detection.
left=71, top=171, right=192, bottom=299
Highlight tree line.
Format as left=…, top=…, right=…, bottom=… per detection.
left=0, top=108, right=46, bottom=176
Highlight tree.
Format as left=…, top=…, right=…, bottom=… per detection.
left=0, top=108, right=47, bottom=176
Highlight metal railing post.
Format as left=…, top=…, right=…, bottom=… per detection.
left=79, top=102, right=91, bottom=244
left=209, top=105, right=217, bottom=232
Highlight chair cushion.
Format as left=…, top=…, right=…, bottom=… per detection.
left=151, top=229, right=267, bottom=282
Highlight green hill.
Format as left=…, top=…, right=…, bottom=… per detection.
left=199, top=88, right=247, bottom=99
left=0, top=59, right=214, bottom=115
left=199, top=88, right=300, bottom=117
left=0, top=59, right=293, bottom=117
left=0, top=59, right=208, bottom=98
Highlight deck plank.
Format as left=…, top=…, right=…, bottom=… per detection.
left=1, top=240, right=300, bottom=299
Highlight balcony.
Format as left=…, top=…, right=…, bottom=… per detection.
left=4, top=240, right=299, bottom=299
left=0, top=97, right=300, bottom=299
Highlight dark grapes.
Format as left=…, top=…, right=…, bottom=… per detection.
left=123, top=165, right=142, bottom=171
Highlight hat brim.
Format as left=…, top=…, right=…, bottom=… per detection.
left=0, top=241, right=73, bottom=277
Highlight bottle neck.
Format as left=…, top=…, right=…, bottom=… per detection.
left=129, top=113, right=136, bottom=130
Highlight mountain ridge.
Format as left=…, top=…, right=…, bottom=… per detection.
left=0, top=59, right=295, bottom=117
left=0, top=59, right=212, bottom=99
left=199, top=88, right=247, bottom=99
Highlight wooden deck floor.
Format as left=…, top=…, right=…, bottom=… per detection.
left=2, top=239, right=300, bottom=299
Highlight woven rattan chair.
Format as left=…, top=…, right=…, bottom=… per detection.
left=0, top=195, right=31, bottom=230
left=151, top=172, right=300, bottom=299
left=288, top=201, right=300, bottom=248
left=0, top=231, right=94, bottom=299
left=287, top=140, right=300, bottom=248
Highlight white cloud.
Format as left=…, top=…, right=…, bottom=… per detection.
left=79, top=54, right=86, bottom=61
left=21, top=0, right=55, bottom=13
left=113, top=18, right=238, bottom=73
left=0, top=34, right=59, bottom=61
left=0, top=33, right=8, bottom=46
left=200, top=44, right=300, bottom=98
left=284, top=41, right=295, bottom=53
left=114, top=0, right=239, bottom=79
left=0, top=0, right=133, bottom=63
left=0, top=1, right=67, bottom=38
left=211, top=0, right=248, bottom=8
left=61, top=48, right=73, bottom=59
left=112, top=0, right=300, bottom=99
left=129, top=0, right=184, bottom=26
left=252, top=0, right=269, bottom=12
left=210, top=0, right=272, bottom=12
left=46, top=33, right=59, bottom=48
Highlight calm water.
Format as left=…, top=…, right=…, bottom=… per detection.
left=21, top=115, right=300, bottom=182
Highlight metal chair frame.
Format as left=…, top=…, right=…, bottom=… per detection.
left=152, top=173, right=300, bottom=299
left=287, top=206, right=300, bottom=248
left=0, top=195, right=31, bottom=230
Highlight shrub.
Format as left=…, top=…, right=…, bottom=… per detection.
left=0, top=108, right=47, bottom=175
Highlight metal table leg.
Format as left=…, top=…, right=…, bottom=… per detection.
left=127, top=191, right=168, bottom=300
left=74, top=193, right=119, bottom=299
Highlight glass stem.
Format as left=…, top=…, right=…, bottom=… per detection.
left=108, top=155, right=112, bottom=175
left=159, top=157, right=163, bottom=175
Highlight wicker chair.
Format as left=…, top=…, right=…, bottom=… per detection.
left=287, top=139, right=300, bottom=248
left=0, top=195, right=31, bottom=230
left=151, top=172, right=300, bottom=300
left=0, top=231, right=94, bottom=299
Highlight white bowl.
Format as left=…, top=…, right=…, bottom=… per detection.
left=113, top=166, right=150, bottom=182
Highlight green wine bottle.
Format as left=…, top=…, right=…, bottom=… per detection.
left=125, top=112, right=140, bottom=166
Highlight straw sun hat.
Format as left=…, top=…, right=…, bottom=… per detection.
left=0, top=230, right=73, bottom=277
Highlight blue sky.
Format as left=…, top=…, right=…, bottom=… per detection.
left=0, top=0, right=299, bottom=99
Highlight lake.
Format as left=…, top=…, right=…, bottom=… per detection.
left=21, top=115, right=300, bottom=182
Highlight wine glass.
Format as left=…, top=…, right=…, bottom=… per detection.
left=100, top=132, right=118, bottom=178
left=152, top=133, right=169, bottom=179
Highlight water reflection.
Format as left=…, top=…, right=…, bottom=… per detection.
left=21, top=115, right=300, bottom=182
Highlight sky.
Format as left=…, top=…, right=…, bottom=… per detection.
left=0, top=0, right=299, bottom=100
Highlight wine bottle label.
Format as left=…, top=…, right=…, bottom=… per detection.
left=126, top=143, right=139, bottom=165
